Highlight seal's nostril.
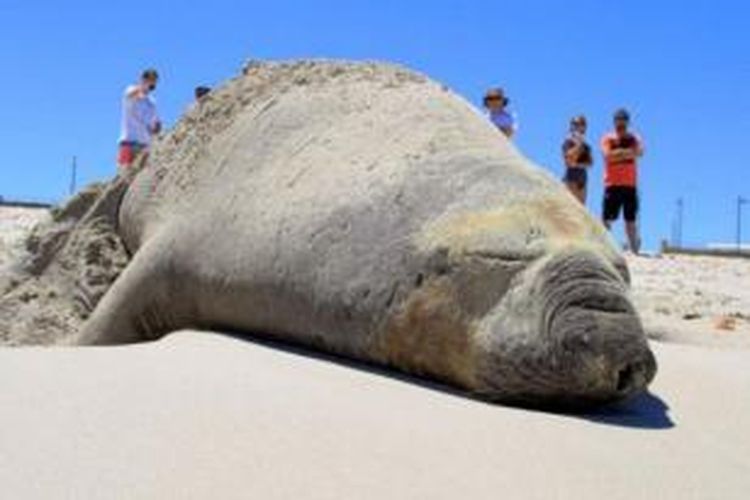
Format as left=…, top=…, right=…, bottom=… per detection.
left=616, top=364, right=635, bottom=393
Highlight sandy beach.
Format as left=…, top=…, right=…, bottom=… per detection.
left=628, top=253, right=750, bottom=348
left=1, top=208, right=749, bottom=499
left=0, top=331, right=749, bottom=499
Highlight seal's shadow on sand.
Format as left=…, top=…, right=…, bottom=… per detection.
left=580, top=392, right=674, bottom=429
left=220, top=331, right=674, bottom=431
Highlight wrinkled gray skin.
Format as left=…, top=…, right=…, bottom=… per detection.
left=75, top=61, right=656, bottom=407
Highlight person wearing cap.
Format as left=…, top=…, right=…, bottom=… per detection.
left=600, top=108, right=645, bottom=253
left=117, top=68, right=162, bottom=181
left=483, top=88, right=516, bottom=139
left=561, top=115, right=593, bottom=204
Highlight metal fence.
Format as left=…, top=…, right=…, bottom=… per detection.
left=0, top=196, right=55, bottom=209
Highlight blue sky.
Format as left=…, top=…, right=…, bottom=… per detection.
left=1, top=0, right=748, bottom=250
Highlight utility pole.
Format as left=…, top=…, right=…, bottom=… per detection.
left=738, top=196, right=748, bottom=253
left=675, top=197, right=684, bottom=248
left=69, top=156, right=77, bottom=196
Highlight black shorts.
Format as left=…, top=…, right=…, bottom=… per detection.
left=603, top=186, right=639, bottom=222
left=563, top=167, right=587, bottom=189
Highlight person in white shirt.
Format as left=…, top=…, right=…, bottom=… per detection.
left=117, top=68, right=161, bottom=180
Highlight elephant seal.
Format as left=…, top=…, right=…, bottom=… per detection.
left=75, top=60, right=656, bottom=406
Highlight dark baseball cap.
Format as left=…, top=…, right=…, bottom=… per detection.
left=142, top=68, right=159, bottom=80
left=614, top=108, right=631, bottom=122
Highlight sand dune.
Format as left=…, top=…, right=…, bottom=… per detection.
left=0, top=207, right=48, bottom=269
left=0, top=331, right=748, bottom=499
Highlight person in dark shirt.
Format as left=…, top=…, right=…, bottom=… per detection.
left=562, top=115, right=593, bottom=204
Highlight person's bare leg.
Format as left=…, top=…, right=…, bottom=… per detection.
left=565, top=182, right=575, bottom=200
left=626, top=221, right=640, bottom=254
left=117, top=151, right=149, bottom=185
left=574, top=186, right=585, bottom=204
left=132, top=151, right=149, bottom=177
left=566, top=183, right=585, bottom=204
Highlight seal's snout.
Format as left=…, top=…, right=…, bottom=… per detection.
left=615, top=354, right=657, bottom=396
left=542, top=251, right=657, bottom=403
left=476, top=249, right=657, bottom=407
left=616, top=361, right=643, bottom=395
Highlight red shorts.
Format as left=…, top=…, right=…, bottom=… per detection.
left=117, top=142, right=147, bottom=166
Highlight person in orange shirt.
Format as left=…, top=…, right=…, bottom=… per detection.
left=600, top=108, right=644, bottom=253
